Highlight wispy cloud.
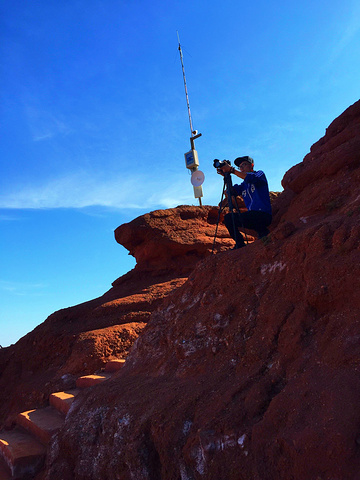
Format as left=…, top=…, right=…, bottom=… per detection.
left=24, top=100, right=73, bottom=142
left=327, top=5, right=360, bottom=65
left=0, top=170, right=197, bottom=210
left=0, top=279, right=46, bottom=296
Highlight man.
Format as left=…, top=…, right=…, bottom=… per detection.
left=217, top=156, right=272, bottom=249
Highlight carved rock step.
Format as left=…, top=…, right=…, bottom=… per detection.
left=0, top=427, right=45, bottom=479
left=76, top=373, right=112, bottom=389
left=104, top=359, right=126, bottom=373
left=0, top=361, right=123, bottom=478
left=49, top=389, right=80, bottom=415
left=16, top=406, right=64, bottom=445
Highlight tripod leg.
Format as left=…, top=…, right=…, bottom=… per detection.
left=223, top=172, right=248, bottom=247
left=211, top=183, right=226, bottom=254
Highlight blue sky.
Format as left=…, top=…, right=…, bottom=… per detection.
left=1, top=0, right=359, bottom=346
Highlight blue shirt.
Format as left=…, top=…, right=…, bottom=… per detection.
left=233, top=171, right=272, bottom=215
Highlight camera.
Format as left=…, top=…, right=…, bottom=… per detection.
left=213, top=159, right=231, bottom=169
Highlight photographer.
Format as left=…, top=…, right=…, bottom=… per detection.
left=217, top=156, right=272, bottom=249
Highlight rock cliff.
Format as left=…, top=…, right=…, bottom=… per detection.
left=0, top=206, right=232, bottom=426
left=1, top=99, right=360, bottom=480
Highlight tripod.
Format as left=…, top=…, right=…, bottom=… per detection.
left=212, top=172, right=248, bottom=253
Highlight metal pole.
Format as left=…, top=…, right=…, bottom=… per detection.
left=177, top=32, right=203, bottom=207
left=177, top=31, right=194, bottom=135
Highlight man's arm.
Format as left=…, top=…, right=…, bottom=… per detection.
left=217, top=163, right=247, bottom=180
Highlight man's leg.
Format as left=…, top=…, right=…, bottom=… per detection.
left=224, top=212, right=246, bottom=248
left=241, top=211, right=272, bottom=239
left=224, top=211, right=272, bottom=248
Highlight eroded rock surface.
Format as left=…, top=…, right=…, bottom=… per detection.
left=1, top=100, right=359, bottom=478
left=43, top=101, right=360, bottom=479
left=0, top=206, right=232, bottom=426
left=114, top=205, right=235, bottom=272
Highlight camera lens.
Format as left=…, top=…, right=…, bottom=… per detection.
left=213, top=159, right=221, bottom=168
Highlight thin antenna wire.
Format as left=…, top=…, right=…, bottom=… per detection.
left=177, top=31, right=194, bottom=135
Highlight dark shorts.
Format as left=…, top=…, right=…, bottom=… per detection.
left=224, top=211, right=272, bottom=247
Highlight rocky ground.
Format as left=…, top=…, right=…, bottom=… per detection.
left=1, top=100, right=360, bottom=479
left=0, top=205, right=233, bottom=427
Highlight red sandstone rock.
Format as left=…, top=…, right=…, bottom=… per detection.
left=0, top=207, right=232, bottom=426
left=275, top=100, right=360, bottom=228
left=49, top=390, right=79, bottom=415
left=75, top=373, right=111, bottom=389
left=17, top=407, right=64, bottom=446
left=1, top=101, right=360, bottom=479
left=0, top=427, right=45, bottom=478
left=114, top=205, right=235, bottom=272
left=104, top=359, right=126, bottom=372
left=41, top=100, right=360, bottom=480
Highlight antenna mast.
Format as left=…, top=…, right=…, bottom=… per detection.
left=177, top=31, right=204, bottom=206
left=177, top=31, right=194, bottom=136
